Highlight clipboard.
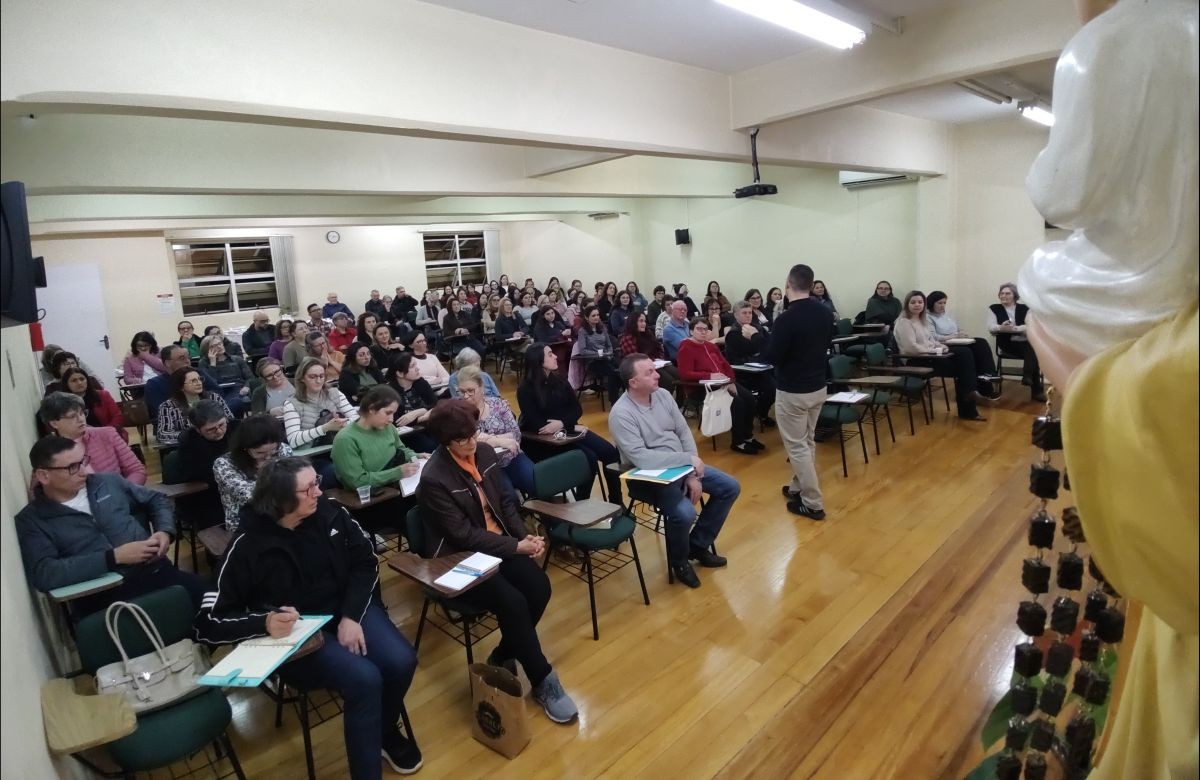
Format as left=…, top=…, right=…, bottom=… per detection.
left=199, top=614, right=332, bottom=687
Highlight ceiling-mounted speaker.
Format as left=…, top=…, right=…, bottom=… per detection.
left=674, top=229, right=691, bottom=246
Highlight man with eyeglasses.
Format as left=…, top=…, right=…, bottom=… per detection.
left=16, top=435, right=210, bottom=618
left=241, top=310, right=276, bottom=358
left=145, top=344, right=219, bottom=418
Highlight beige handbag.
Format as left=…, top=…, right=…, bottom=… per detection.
left=94, top=601, right=210, bottom=713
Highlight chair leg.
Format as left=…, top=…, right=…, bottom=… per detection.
left=941, top=378, right=951, bottom=412
left=857, top=420, right=869, bottom=464
left=462, top=615, right=475, bottom=664
left=297, top=691, right=316, bottom=780
left=414, top=598, right=431, bottom=654
left=219, top=733, right=247, bottom=780
left=583, top=550, right=599, bottom=641
left=838, top=426, right=848, bottom=478
left=870, top=405, right=881, bottom=455
left=905, top=395, right=916, bottom=436
left=540, top=539, right=553, bottom=571
left=399, top=702, right=417, bottom=745
left=885, top=404, right=896, bottom=443
left=274, top=683, right=285, bottom=727
left=189, top=523, right=198, bottom=572
left=629, top=535, right=650, bottom=606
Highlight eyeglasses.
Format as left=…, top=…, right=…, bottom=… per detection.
left=57, top=410, right=86, bottom=422
left=262, top=369, right=283, bottom=381
left=305, top=372, right=327, bottom=381
left=42, top=454, right=90, bottom=475
left=296, top=474, right=322, bottom=497
left=199, top=419, right=229, bottom=436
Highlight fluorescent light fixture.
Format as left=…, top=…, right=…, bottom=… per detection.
left=1019, top=103, right=1055, bottom=127
left=716, top=0, right=866, bottom=49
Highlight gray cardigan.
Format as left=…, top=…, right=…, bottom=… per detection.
left=15, top=473, right=174, bottom=591
left=608, top=388, right=697, bottom=470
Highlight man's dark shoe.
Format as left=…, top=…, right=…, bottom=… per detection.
left=781, top=485, right=799, bottom=499
left=689, top=547, right=727, bottom=567
left=381, top=731, right=423, bottom=775
left=731, top=441, right=759, bottom=455
left=759, top=417, right=777, bottom=429
left=671, top=561, right=702, bottom=588
left=787, top=499, right=826, bottom=521
left=747, top=438, right=766, bottom=451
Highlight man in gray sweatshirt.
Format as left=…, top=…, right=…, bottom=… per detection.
left=608, top=353, right=741, bottom=588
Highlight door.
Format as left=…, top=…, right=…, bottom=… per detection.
left=36, top=264, right=116, bottom=392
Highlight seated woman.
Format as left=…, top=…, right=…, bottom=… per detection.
left=456, top=365, right=536, bottom=496
left=448, top=348, right=500, bottom=399
left=925, top=290, right=1000, bottom=387
left=766, top=287, right=785, bottom=326
left=985, top=282, right=1045, bottom=402
left=516, top=342, right=624, bottom=503
left=403, top=331, right=450, bottom=390
left=354, top=312, right=379, bottom=351
left=702, top=297, right=734, bottom=345
left=195, top=457, right=422, bottom=777
left=626, top=280, right=648, bottom=310
left=155, top=367, right=234, bottom=446
left=575, top=305, right=622, bottom=401
left=645, top=285, right=668, bottom=328
left=121, top=331, right=165, bottom=384
left=368, top=322, right=404, bottom=371
left=742, top=289, right=773, bottom=331
left=514, top=292, right=539, bottom=327
left=531, top=304, right=572, bottom=344
left=339, top=343, right=385, bottom=406
left=331, top=386, right=422, bottom=529
left=250, top=358, right=296, bottom=417
left=50, top=366, right=129, bottom=442
left=893, top=290, right=988, bottom=421
left=414, top=291, right=442, bottom=349
left=619, top=310, right=678, bottom=393
left=705, top=280, right=732, bottom=313
left=812, top=280, right=838, bottom=321
left=38, top=392, right=145, bottom=484
left=478, top=294, right=503, bottom=336
left=281, top=357, right=358, bottom=450
left=267, top=318, right=293, bottom=361
left=174, top=320, right=202, bottom=360
left=676, top=317, right=763, bottom=455
left=493, top=297, right=529, bottom=360
left=416, top=401, right=577, bottom=724
left=282, top=320, right=310, bottom=371
left=175, top=400, right=234, bottom=484
left=212, top=414, right=292, bottom=531
left=608, top=290, right=635, bottom=336
left=441, top=298, right=487, bottom=358
left=202, top=326, right=244, bottom=358
left=199, top=334, right=254, bottom=416
left=386, top=353, right=439, bottom=453
left=305, top=330, right=345, bottom=382
left=545, top=288, right=569, bottom=322
left=723, top=301, right=777, bottom=427
left=865, top=280, right=901, bottom=331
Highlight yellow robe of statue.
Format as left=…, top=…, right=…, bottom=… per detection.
left=1063, top=304, right=1199, bottom=779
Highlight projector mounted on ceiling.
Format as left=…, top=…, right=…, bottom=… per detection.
left=734, top=128, right=778, bottom=199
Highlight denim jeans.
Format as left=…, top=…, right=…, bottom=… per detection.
left=502, top=451, right=538, bottom=496
left=653, top=465, right=740, bottom=564
left=279, top=601, right=418, bottom=780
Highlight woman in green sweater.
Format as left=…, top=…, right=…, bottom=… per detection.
left=331, top=385, right=421, bottom=491
left=864, top=280, right=902, bottom=332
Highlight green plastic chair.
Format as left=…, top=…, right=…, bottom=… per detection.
left=527, top=450, right=649, bottom=640
left=819, top=356, right=870, bottom=477
left=72, top=586, right=245, bottom=778
left=837, top=317, right=867, bottom=359
left=160, top=449, right=201, bottom=571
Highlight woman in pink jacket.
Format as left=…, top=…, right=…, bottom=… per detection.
left=120, top=331, right=166, bottom=384
left=37, top=392, right=146, bottom=484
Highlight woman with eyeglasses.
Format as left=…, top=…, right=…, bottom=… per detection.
left=403, top=331, right=450, bottom=390
left=174, top=320, right=202, bottom=360
left=455, top=366, right=536, bottom=495
left=121, top=331, right=165, bottom=384
left=196, top=457, right=423, bottom=777
left=212, top=415, right=293, bottom=531
left=305, top=330, right=345, bottom=382
left=250, top=358, right=295, bottom=417
left=676, top=317, right=762, bottom=455
left=268, top=319, right=294, bottom=361
left=37, top=392, right=145, bottom=484
left=865, top=280, right=901, bottom=332
left=281, top=357, right=358, bottom=449
left=742, top=289, right=773, bottom=331
left=200, top=334, right=254, bottom=416
left=705, top=280, right=731, bottom=313
left=155, top=367, right=234, bottom=446
left=416, top=400, right=577, bottom=725
left=51, top=366, right=130, bottom=442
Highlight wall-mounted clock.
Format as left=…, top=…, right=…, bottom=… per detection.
left=326, top=230, right=341, bottom=244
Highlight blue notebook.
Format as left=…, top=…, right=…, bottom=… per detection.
left=200, top=614, right=331, bottom=687
left=620, top=466, right=694, bottom=484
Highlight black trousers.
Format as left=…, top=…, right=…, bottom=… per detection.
left=71, top=558, right=210, bottom=620
left=452, top=555, right=553, bottom=686
left=736, top=372, right=777, bottom=420
left=912, top=349, right=980, bottom=419
left=693, top=384, right=756, bottom=443
left=1001, top=340, right=1043, bottom=393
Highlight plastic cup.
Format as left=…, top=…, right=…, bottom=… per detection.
left=356, top=485, right=371, bottom=503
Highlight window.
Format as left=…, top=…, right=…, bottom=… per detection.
left=423, top=232, right=487, bottom=290
left=172, top=239, right=293, bottom=316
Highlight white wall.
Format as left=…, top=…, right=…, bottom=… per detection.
left=500, top=215, right=638, bottom=292
left=0, top=326, right=86, bottom=779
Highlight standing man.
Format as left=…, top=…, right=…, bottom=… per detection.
left=661, top=300, right=691, bottom=360
left=241, top=311, right=275, bottom=358
left=609, top=354, right=741, bottom=588
left=322, top=292, right=354, bottom=320
left=761, top=264, right=831, bottom=521
left=363, top=289, right=388, bottom=320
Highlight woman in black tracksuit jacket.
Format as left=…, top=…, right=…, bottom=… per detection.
left=194, top=457, right=421, bottom=779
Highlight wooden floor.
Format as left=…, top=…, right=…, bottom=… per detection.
left=155, top=375, right=1049, bottom=780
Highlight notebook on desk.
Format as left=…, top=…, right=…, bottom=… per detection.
left=200, top=615, right=331, bottom=688
left=620, top=465, right=694, bottom=484
left=400, top=457, right=427, bottom=497
left=433, top=552, right=502, bottom=591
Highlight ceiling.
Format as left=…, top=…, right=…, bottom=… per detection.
left=418, top=0, right=953, bottom=74
left=861, top=59, right=1057, bottom=125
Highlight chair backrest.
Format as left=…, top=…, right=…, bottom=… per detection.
left=828, top=354, right=857, bottom=381
left=531, top=450, right=593, bottom=500
left=161, top=449, right=187, bottom=485
left=405, top=506, right=426, bottom=556
left=73, top=586, right=194, bottom=674
left=119, top=399, right=150, bottom=427
left=864, top=342, right=887, bottom=366
left=835, top=318, right=853, bottom=337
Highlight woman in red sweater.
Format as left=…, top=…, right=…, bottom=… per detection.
left=52, top=366, right=129, bottom=441
left=674, top=318, right=762, bottom=455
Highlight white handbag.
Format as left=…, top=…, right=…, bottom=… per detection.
left=94, top=601, right=210, bottom=713
left=700, top=384, right=734, bottom=437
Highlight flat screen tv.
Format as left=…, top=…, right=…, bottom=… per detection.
left=1, top=181, right=45, bottom=328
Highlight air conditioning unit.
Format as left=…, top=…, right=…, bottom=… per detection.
left=839, top=170, right=918, bottom=189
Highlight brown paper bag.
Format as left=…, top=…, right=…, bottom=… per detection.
left=468, top=663, right=531, bottom=759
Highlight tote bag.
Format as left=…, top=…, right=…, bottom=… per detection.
left=700, top=384, right=734, bottom=437
left=94, top=601, right=209, bottom=713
